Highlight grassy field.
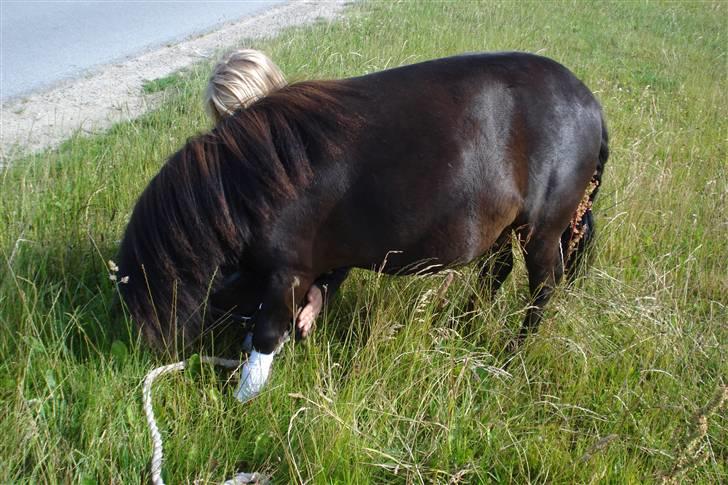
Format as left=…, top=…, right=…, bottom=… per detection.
left=1, top=1, right=726, bottom=483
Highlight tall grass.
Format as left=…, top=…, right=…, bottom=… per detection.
left=1, top=1, right=726, bottom=482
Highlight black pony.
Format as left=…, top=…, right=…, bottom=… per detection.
left=118, top=52, right=608, bottom=370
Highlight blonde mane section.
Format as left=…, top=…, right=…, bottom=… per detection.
left=204, top=49, right=288, bottom=123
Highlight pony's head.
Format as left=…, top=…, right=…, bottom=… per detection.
left=116, top=140, right=246, bottom=351
left=117, top=80, right=360, bottom=352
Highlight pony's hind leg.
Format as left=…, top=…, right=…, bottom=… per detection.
left=517, top=229, right=565, bottom=342
left=479, top=231, right=514, bottom=298
left=467, top=232, right=514, bottom=314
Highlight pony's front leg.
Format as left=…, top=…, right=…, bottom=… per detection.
left=234, top=272, right=312, bottom=402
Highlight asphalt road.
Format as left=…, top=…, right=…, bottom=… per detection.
left=0, top=0, right=286, bottom=100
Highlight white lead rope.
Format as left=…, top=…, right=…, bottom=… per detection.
left=142, top=355, right=268, bottom=485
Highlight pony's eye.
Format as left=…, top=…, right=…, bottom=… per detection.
left=221, top=271, right=242, bottom=286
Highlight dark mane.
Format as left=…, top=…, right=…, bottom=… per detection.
left=117, top=80, right=359, bottom=350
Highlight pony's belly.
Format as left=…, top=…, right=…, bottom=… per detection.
left=361, top=212, right=512, bottom=275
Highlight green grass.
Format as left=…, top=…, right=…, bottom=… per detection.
left=142, top=70, right=192, bottom=94
left=1, top=1, right=726, bottom=483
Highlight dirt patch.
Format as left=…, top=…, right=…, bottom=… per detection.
left=0, top=0, right=346, bottom=164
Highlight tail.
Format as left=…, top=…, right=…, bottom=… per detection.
left=591, top=115, right=609, bottom=203
left=562, top=113, right=609, bottom=279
